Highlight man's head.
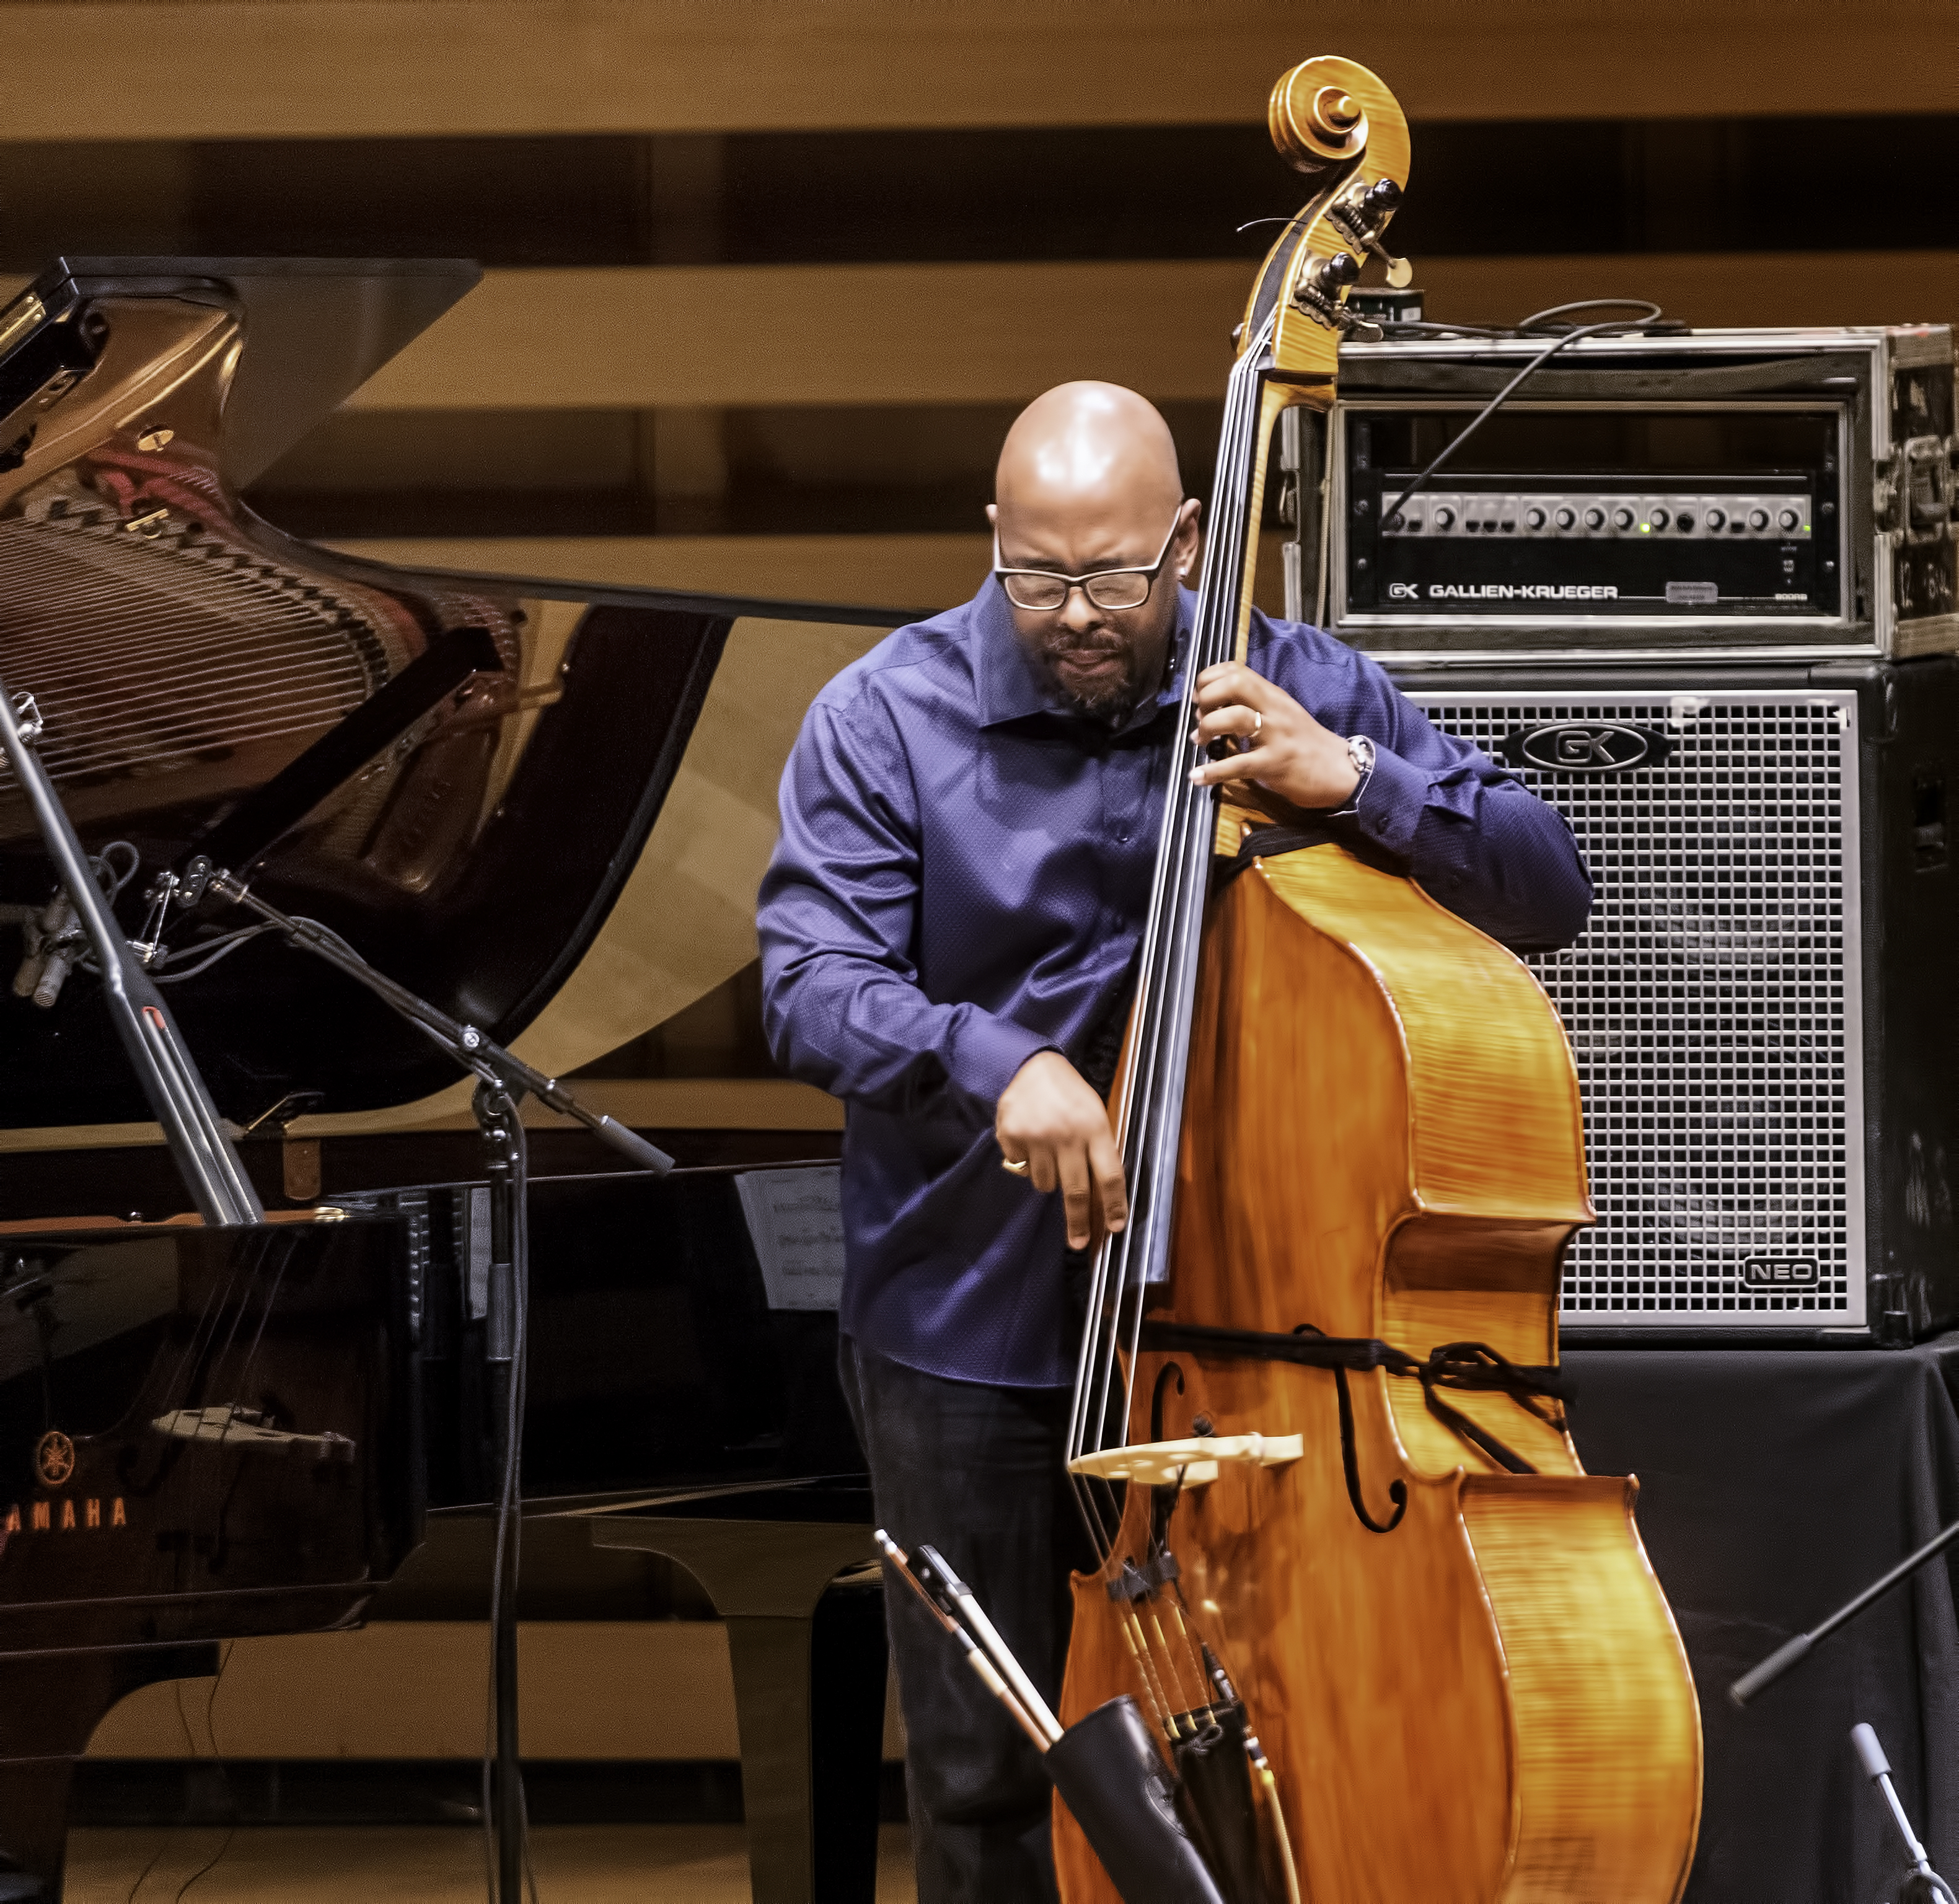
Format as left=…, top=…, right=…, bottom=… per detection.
left=989, top=382, right=1201, bottom=726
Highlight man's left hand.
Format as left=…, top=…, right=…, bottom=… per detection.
left=1187, top=660, right=1362, bottom=809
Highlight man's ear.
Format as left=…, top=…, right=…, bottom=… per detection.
left=985, top=503, right=1000, bottom=529
left=1174, top=498, right=1202, bottom=578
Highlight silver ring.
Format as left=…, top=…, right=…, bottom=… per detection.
left=1001, top=1156, right=1030, bottom=1177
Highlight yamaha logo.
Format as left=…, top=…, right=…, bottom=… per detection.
left=33, top=1431, right=73, bottom=1488
left=1501, top=722, right=1671, bottom=774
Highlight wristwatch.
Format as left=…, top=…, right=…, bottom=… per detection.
left=1345, top=734, right=1376, bottom=782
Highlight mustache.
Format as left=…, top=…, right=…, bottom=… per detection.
left=1039, top=634, right=1129, bottom=660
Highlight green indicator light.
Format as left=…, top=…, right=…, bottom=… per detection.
left=1639, top=523, right=1651, bottom=533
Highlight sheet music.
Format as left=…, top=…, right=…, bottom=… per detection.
left=735, top=1165, right=846, bottom=1311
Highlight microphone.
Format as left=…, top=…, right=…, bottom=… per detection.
left=1851, top=1723, right=1955, bottom=1902
left=584, top=1115, right=676, bottom=1175
left=12, top=884, right=83, bottom=1008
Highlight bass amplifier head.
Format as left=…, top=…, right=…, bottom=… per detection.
left=1401, top=665, right=1959, bottom=1345
left=1302, top=325, right=1956, bottom=663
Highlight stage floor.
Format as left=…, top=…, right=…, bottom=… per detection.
left=64, top=1823, right=919, bottom=1902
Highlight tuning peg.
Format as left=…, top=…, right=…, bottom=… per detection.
left=1350, top=234, right=1412, bottom=289
left=1314, top=251, right=1362, bottom=295
left=1327, top=178, right=1412, bottom=288
left=1333, top=307, right=1386, bottom=343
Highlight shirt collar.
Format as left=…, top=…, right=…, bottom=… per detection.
left=972, top=576, right=1195, bottom=734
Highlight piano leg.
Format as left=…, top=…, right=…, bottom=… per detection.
left=588, top=1517, right=887, bottom=1904
left=0, top=1643, right=219, bottom=1901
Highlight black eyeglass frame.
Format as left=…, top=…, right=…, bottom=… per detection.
left=991, top=510, right=1189, bottom=613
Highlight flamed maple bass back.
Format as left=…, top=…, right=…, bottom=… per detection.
left=1052, top=57, right=1702, bottom=1903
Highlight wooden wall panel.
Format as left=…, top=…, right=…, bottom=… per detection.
left=0, top=0, right=1947, bottom=142
left=328, top=254, right=1959, bottom=414
left=334, top=532, right=991, bottom=614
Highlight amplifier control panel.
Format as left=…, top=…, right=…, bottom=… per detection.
left=1381, top=491, right=1813, bottom=540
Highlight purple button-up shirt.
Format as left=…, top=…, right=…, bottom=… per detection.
left=758, top=580, right=1591, bottom=1388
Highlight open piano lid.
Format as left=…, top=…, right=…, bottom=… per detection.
left=0, top=258, right=904, bottom=1135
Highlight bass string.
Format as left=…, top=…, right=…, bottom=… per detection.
left=1078, top=333, right=1267, bottom=1419
left=1099, top=361, right=1264, bottom=1463
left=1099, top=331, right=1274, bottom=1442
left=1066, top=324, right=1279, bottom=1555
left=1066, top=344, right=1265, bottom=1488
left=1063, top=366, right=1261, bottom=1550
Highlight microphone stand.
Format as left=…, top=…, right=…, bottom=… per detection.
left=1732, top=1515, right=1959, bottom=1903
left=0, top=687, right=263, bottom=1224
left=183, top=855, right=673, bottom=1904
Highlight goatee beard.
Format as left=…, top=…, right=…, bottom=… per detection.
left=1038, top=639, right=1146, bottom=726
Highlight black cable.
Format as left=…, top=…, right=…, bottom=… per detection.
left=479, top=1100, right=536, bottom=1904
left=173, top=1643, right=239, bottom=1901
left=1380, top=299, right=1670, bottom=528
left=150, top=924, right=276, bottom=983
left=124, top=1834, right=168, bottom=1904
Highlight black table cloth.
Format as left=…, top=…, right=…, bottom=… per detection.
left=1565, top=1335, right=1959, bottom=1903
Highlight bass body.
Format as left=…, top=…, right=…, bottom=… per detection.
left=1056, top=826, right=1702, bottom=1901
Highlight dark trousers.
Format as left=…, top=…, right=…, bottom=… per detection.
left=839, top=1335, right=1090, bottom=1904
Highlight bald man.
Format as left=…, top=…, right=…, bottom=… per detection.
left=758, top=383, right=1590, bottom=1900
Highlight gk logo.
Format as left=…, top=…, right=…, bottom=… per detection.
left=1554, top=727, right=1625, bottom=765
left=1386, top=582, right=1419, bottom=600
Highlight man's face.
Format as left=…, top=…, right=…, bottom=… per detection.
left=989, top=495, right=1200, bottom=727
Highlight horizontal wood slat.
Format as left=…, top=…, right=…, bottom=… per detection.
left=330, top=254, right=1959, bottom=413
left=0, top=1, right=1947, bottom=140
left=3, top=256, right=1948, bottom=416
left=334, top=533, right=991, bottom=615
left=331, top=532, right=1294, bottom=617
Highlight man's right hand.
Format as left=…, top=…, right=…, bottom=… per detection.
left=995, top=1050, right=1129, bottom=1251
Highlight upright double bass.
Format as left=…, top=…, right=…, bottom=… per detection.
left=1054, top=58, right=1703, bottom=1904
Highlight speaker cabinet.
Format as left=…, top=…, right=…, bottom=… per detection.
left=1390, top=657, right=1959, bottom=1343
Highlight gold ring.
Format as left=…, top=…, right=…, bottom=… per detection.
left=1250, top=709, right=1263, bottom=739
left=1000, top=1156, right=1031, bottom=1177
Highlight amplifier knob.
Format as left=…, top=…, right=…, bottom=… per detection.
left=1778, top=507, right=1801, bottom=531
left=1583, top=506, right=1605, bottom=530
left=1612, top=507, right=1635, bottom=530
left=1525, top=506, right=1546, bottom=530
left=1650, top=507, right=1671, bottom=529
left=1554, top=506, right=1575, bottom=529
left=1432, top=506, right=1456, bottom=530
left=1706, top=507, right=1727, bottom=530
left=1676, top=512, right=1696, bottom=532
left=1748, top=508, right=1768, bottom=530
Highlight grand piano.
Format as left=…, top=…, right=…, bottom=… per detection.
left=0, top=257, right=905, bottom=1902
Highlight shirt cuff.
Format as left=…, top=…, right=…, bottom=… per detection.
left=951, top=1011, right=1059, bottom=1117
left=1342, top=742, right=1428, bottom=860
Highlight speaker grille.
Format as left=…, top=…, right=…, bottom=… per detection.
left=1418, top=691, right=1864, bottom=1330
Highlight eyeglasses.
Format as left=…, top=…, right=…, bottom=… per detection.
left=992, top=512, right=1186, bottom=613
